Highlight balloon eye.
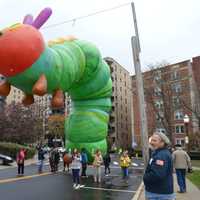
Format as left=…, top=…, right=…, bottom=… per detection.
left=0, top=31, right=3, bottom=36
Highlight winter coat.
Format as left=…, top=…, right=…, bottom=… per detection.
left=93, top=154, right=103, bottom=167
left=172, top=147, right=192, bottom=169
left=120, top=155, right=131, bottom=168
left=143, top=148, right=174, bottom=195
left=71, top=154, right=82, bottom=169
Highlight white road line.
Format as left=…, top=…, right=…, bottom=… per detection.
left=82, top=186, right=136, bottom=193
left=87, top=166, right=143, bottom=169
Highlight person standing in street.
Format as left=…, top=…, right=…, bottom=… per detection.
left=172, top=144, right=192, bottom=193
left=16, top=148, right=26, bottom=176
left=71, top=149, right=84, bottom=189
left=54, top=148, right=60, bottom=172
left=120, top=150, right=131, bottom=182
left=63, top=150, right=72, bottom=172
left=93, top=149, right=103, bottom=183
left=143, top=132, right=175, bottom=200
left=37, top=146, right=46, bottom=173
left=81, top=148, right=88, bottom=177
left=103, top=152, right=111, bottom=175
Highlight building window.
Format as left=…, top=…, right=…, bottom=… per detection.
left=154, top=100, right=163, bottom=109
left=174, top=110, right=184, bottom=120
left=175, top=125, right=184, bottom=134
left=154, top=70, right=161, bottom=82
left=171, top=70, right=179, bottom=80
left=154, top=87, right=162, bottom=96
left=175, top=139, right=185, bottom=146
left=156, top=112, right=164, bottom=122
left=156, top=128, right=166, bottom=134
left=172, top=83, right=182, bottom=93
left=172, top=96, right=181, bottom=107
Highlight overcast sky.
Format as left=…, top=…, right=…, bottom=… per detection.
left=1, top=0, right=200, bottom=74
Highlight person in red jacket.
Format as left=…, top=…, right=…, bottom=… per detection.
left=16, top=148, right=26, bottom=176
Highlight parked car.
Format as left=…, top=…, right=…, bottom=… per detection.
left=0, top=154, right=13, bottom=165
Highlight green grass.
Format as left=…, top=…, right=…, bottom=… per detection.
left=187, top=170, right=200, bottom=189
left=191, top=160, right=200, bottom=168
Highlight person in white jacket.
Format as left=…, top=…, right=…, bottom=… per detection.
left=71, top=149, right=84, bottom=189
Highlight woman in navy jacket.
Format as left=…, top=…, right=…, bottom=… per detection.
left=143, top=132, right=175, bottom=200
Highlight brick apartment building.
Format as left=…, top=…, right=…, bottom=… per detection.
left=105, top=57, right=133, bottom=150
left=132, top=56, right=200, bottom=150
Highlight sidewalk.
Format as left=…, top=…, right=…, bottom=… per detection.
left=137, top=175, right=200, bottom=200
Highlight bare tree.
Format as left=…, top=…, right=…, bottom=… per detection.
left=144, top=62, right=175, bottom=142
left=0, top=103, right=43, bottom=144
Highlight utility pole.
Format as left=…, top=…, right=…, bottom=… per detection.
left=131, top=2, right=149, bottom=168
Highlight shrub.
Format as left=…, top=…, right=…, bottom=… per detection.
left=0, top=142, right=35, bottom=160
left=189, top=151, right=200, bottom=160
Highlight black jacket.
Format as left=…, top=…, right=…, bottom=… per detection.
left=143, top=148, right=174, bottom=194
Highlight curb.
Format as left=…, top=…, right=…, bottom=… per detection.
left=132, top=182, right=144, bottom=200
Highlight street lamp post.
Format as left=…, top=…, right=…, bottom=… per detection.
left=183, top=114, right=190, bottom=153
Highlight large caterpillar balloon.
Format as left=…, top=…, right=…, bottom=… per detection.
left=0, top=8, right=112, bottom=161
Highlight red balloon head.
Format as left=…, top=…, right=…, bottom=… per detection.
left=0, top=23, right=44, bottom=77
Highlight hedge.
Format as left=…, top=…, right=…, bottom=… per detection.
left=0, top=142, right=36, bottom=160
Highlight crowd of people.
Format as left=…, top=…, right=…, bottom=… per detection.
left=16, top=132, right=192, bottom=198
left=16, top=145, right=133, bottom=190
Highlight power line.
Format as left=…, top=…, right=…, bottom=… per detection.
left=42, top=2, right=131, bottom=29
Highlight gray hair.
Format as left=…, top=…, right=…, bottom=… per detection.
left=153, top=132, right=170, bottom=145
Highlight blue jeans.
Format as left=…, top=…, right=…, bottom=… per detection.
left=176, top=169, right=186, bottom=192
left=72, top=169, right=80, bottom=185
left=145, top=191, right=175, bottom=200
left=121, top=167, right=128, bottom=179
left=38, top=160, right=44, bottom=172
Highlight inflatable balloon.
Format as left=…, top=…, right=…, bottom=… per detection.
left=0, top=8, right=112, bottom=161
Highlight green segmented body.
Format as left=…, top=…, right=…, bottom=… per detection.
left=8, top=39, right=112, bottom=160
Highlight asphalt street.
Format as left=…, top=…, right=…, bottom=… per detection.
left=0, top=157, right=143, bottom=200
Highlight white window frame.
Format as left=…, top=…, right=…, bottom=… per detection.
left=156, top=128, right=166, bottom=134
left=171, top=70, right=179, bottom=80
left=175, top=124, right=184, bottom=134
left=175, top=138, right=185, bottom=146
left=154, top=87, right=162, bottom=96
left=154, top=100, right=164, bottom=109
left=174, top=110, right=184, bottom=120
left=172, top=96, right=181, bottom=106
left=172, top=83, right=182, bottom=93
left=156, top=112, right=164, bottom=122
